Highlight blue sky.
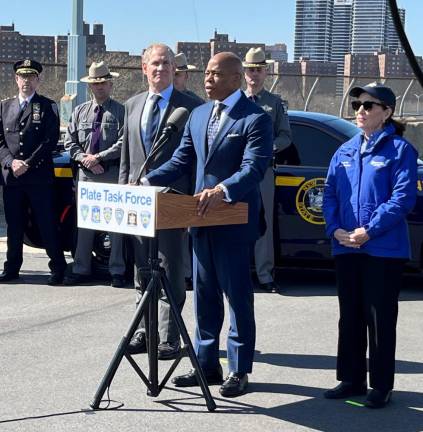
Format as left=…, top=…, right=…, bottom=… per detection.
left=2, top=0, right=421, bottom=59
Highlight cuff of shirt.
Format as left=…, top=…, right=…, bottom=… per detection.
left=3, top=155, right=14, bottom=168
left=217, top=183, right=231, bottom=202
left=140, top=177, right=150, bottom=186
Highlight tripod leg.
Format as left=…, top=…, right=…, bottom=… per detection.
left=161, top=273, right=216, bottom=412
left=90, top=286, right=153, bottom=409
left=147, top=269, right=160, bottom=397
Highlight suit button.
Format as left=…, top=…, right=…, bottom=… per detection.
left=19, top=132, right=23, bottom=135
left=5, top=127, right=9, bottom=131
left=19, top=152, right=23, bottom=156
left=35, top=127, right=39, bottom=130
left=21, top=122, right=24, bottom=126
left=20, top=142, right=23, bottom=146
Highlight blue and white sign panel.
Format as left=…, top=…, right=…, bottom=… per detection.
left=77, top=181, right=157, bottom=237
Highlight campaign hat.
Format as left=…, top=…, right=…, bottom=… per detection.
left=175, top=53, right=197, bottom=72
left=80, top=61, right=119, bottom=83
left=243, top=47, right=274, bottom=68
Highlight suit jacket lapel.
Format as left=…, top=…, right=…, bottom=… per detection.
left=136, top=92, right=148, bottom=159
left=206, top=95, right=246, bottom=164
left=11, top=98, right=20, bottom=128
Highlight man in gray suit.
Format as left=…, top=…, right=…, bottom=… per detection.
left=119, top=44, right=201, bottom=359
left=244, top=48, right=292, bottom=293
left=64, top=61, right=125, bottom=287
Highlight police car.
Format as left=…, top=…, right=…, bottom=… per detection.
left=23, top=111, right=423, bottom=275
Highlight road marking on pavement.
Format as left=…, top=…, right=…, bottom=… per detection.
left=345, top=400, right=364, bottom=407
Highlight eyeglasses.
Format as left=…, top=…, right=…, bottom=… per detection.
left=351, top=100, right=386, bottom=111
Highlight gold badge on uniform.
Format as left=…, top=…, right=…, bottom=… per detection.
left=32, top=103, right=41, bottom=123
left=23, top=59, right=31, bottom=67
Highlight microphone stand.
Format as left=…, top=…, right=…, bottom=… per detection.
left=90, top=126, right=216, bottom=412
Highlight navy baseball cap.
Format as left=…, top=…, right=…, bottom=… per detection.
left=349, top=82, right=396, bottom=109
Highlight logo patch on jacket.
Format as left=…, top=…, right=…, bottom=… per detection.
left=370, top=159, right=388, bottom=168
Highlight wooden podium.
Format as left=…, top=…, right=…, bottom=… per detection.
left=90, top=190, right=248, bottom=412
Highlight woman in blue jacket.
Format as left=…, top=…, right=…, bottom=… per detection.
left=322, top=83, right=417, bottom=408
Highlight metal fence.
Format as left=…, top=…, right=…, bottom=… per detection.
left=1, top=60, right=423, bottom=119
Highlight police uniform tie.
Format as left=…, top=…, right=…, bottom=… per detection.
left=248, top=94, right=257, bottom=103
left=18, top=100, right=28, bottom=121
left=90, top=105, right=104, bottom=154
left=207, top=102, right=225, bottom=153
left=144, top=94, right=162, bottom=156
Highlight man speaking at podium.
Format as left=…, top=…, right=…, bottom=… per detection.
left=144, top=52, right=273, bottom=397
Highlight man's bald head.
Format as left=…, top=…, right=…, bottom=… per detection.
left=204, top=52, right=243, bottom=101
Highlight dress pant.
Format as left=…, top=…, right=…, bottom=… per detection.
left=72, top=229, right=125, bottom=276
left=131, top=229, right=186, bottom=344
left=192, top=230, right=256, bottom=374
left=254, top=167, right=275, bottom=283
left=334, top=253, right=404, bottom=391
left=3, top=184, right=66, bottom=274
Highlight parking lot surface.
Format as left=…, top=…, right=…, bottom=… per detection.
left=0, top=249, right=422, bottom=432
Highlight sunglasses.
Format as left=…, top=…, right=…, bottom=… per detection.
left=351, top=100, right=387, bottom=111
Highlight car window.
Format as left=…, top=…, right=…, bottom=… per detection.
left=290, top=123, right=343, bottom=167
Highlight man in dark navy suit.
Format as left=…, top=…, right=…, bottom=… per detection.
left=145, top=52, right=273, bottom=397
left=0, top=59, right=66, bottom=284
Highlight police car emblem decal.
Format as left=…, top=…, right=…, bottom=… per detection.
left=295, top=178, right=326, bottom=225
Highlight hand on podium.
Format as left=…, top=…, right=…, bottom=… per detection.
left=194, top=185, right=226, bottom=217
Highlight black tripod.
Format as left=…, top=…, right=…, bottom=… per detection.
left=89, top=235, right=216, bottom=412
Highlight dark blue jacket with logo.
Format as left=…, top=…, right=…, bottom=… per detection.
left=323, top=123, right=418, bottom=259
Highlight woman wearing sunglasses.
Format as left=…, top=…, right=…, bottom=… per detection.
left=322, top=83, right=418, bottom=408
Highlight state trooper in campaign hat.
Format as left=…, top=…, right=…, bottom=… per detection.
left=0, top=58, right=67, bottom=284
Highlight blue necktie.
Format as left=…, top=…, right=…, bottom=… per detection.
left=144, top=94, right=162, bottom=155
left=207, top=102, right=225, bottom=153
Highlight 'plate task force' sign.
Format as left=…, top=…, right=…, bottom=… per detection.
left=77, top=181, right=157, bottom=237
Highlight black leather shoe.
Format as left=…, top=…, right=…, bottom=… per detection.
left=184, top=277, right=193, bottom=291
left=63, top=273, right=91, bottom=286
left=158, top=340, right=181, bottom=360
left=0, top=271, right=19, bottom=282
left=111, top=274, right=125, bottom=288
left=47, top=272, right=64, bottom=286
left=365, top=389, right=392, bottom=409
left=127, top=332, right=147, bottom=355
left=259, top=281, right=279, bottom=293
left=172, top=366, right=223, bottom=387
left=219, top=372, right=249, bottom=397
left=324, top=381, right=367, bottom=399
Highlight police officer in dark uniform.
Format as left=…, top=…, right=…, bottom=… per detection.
left=0, top=59, right=67, bottom=284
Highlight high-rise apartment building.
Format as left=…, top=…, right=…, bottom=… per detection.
left=385, top=7, right=405, bottom=53
left=351, top=0, right=404, bottom=54
left=332, top=0, right=353, bottom=69
left=294, top=0, right=334, bottom=62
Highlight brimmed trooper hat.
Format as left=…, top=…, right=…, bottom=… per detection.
left=243, top=47, right=274, bottom=68
left=349, top=82, right=397, bottom=109
left=175, top=53, right=197, bottom=72
left=80, top=61, right=119, bottom=83
left=14, top=59, right=42, bottom=75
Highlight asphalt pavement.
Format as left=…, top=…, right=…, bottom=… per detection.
left=0, top=246, right=422, bottom=432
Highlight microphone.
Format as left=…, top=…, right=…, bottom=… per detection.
left=135, top=107, right=190, bottom=184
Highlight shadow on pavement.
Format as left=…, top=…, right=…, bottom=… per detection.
left=252, top=352, right=423, bottom=374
